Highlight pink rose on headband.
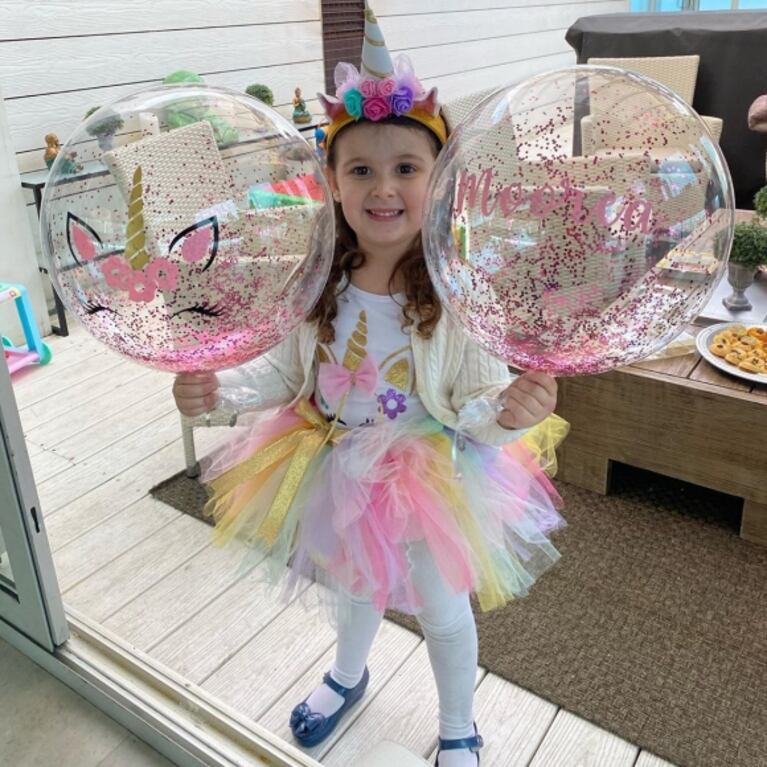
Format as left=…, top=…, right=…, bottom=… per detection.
left=378, top=77, right=397, bottom=98
left=363, top=96, right=392, bottom=122
left=359, top=78, right=379, bottom=98
left=391, top=86, right=414, bottom=116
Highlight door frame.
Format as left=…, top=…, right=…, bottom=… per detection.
left=0, top=610, right=322, bottom=767
left=0, top=355, right=67, bottom=649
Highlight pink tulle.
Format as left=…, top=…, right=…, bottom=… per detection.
left=203, top=404, right=565, bottom=614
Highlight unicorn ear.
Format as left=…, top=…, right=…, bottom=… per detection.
left=67, top=212, right=101, bottom=264
left=415, top=87, right=440, bottom=117
left=169, top=216, right=219, bottom=272
left=334, top=61, right=360, bottom=90
left=318, top=92, right=347, bottom=120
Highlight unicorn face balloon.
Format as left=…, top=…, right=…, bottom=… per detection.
left=41, top=86, right=334, bottom=372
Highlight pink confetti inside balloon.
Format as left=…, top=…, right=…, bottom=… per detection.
left=424, top=66, right=735, bottom=375
left=41, top=85, right=334, bottom=372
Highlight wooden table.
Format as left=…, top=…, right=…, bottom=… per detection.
left=556, top=332, right=767, bottom=546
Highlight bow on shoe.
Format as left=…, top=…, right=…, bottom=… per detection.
left=289, top=702, right=326, bottom=736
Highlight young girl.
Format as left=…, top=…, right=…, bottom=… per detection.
left=173, top=6, right=566, bottom=764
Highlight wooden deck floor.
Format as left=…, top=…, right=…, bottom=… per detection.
left=15, top=324, right=675, bottom=767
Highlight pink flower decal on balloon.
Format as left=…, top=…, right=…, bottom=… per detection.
left=363, top=96, right=392, bottom=122
left=101, top=255, right=132, bottom=290
left=128, top=270, right=156, bottom=303
left=145, top=257, right=179, bottom=290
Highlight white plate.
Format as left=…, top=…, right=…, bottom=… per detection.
left=695, top=322, right=767, bottom=385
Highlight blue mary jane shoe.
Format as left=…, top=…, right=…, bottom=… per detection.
left=435, top=722, right=483, bottom=765
left=289, top=666, right=370, bottom=747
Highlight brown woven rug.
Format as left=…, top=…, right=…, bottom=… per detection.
left=150, top=464, right=767, bottom=767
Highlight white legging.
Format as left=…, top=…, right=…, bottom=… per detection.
left=330, top=541, right=478, bottom=740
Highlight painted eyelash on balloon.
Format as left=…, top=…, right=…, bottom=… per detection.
left=83, top=301, right=116, bottom=315
left=173, top=302, right=225, bottom=318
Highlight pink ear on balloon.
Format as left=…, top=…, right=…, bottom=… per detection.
left=67, top=212, right=101, bottom=263
left=169, top=216, right=219, bottom=272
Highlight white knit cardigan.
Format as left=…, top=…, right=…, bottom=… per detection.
left=218, top=312, right=526, bottom=446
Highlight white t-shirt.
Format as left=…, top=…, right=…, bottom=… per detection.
left=315, top=283, right=429, bottom=428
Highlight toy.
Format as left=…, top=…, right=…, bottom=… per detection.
left=44, top=133, right=61, bottom=168
left=292, top=87, right=312, bottom=124
left=1, top=283, right=52, bottom=375
left=314, top=123, right=328, bottom=161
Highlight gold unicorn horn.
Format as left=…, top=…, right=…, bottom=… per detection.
left=124, top=165, right=149, bottom=270
left=343, top=310, right=368, bottom=372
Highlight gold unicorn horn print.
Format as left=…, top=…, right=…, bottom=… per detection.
left=124, top=165, right=149, bottom=270
left=343, top=310, right=368, bottom=372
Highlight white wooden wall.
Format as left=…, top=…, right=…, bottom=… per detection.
left=0, top=0, right=325, bottom=174
left=0, top=0, right=325, bottom=342
left=376, top=0, right=628, bottom=101
left=0, top=0, right=627, bottom=340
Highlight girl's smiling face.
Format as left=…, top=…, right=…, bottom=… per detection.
left=326, top=122, right=439, bottom=262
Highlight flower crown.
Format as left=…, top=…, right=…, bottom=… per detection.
left=318, top=55, right=447, bottom=149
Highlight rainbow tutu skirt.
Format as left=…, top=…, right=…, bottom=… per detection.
left=202, top=398, right=568, bottom=614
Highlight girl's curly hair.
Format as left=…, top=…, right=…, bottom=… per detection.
left=307, top=117, right=444, bottom=344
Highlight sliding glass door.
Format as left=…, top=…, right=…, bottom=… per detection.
left=0, top=356, right=67, bottom=649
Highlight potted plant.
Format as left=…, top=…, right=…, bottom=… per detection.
left=754, top=183, right=767, bottom=221
left=84, top=106, right=124, bottom=151
left=723, top=217, right=767, bottom=310
left=245, top=84, right=274, bottom=107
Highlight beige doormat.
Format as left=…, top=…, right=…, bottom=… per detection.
left=150, top=464, right=767, bottom=767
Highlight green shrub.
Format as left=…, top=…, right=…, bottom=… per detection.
left=164, top=70, right=205, bottom=84
left=246, top=84, right=274, bottom=106
left=730, top=220, right=767, bottom=269
left=85, top=109, right=124, bottom=137
left=753, top=184, right=767, bottom=220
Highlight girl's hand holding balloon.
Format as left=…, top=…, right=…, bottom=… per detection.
left=497, top=372, right=557, bottom=430
left=173, top=372, right=219, bottom=417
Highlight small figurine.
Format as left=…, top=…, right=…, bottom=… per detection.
left=59, top=150, right=83, bottom=176
left=43, top=133, right=61, bottom=169
left=314, top=123, right=328, bottom=162
left=292, top=87, right=312, bottom=124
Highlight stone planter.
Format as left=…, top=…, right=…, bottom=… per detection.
left=96, top=134, right=115, bottom=151
left=722, top=261, right=756, bottom=310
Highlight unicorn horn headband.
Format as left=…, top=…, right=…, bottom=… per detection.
left=317, top=0, right=447, bottom=150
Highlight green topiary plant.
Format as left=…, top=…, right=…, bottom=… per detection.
left=163, top=70, right=205, bottom=84
left=246, top=84, right=274, bottom=106
left=753, top=184, right=767, bottom=220
left=85, top=108, right=124, bottom=138
left=729, top=220, right=767, bottom=269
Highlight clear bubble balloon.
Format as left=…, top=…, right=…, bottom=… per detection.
left=41, top=84, right=334, bottom=372
left=424, top=66, right=735, bottom=375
